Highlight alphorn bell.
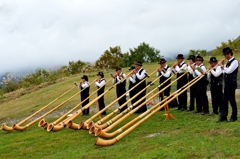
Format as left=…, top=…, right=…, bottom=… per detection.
left=95, top=63, right=218, bottom=146
left=13, top=80, right=96, bottom=131
left=47, top=71, right=133, bottom=132
left=77, top=69, right=159, bottom=130
left=38, top=78, right=103, bottom=129
left=92, top=67, right=188, bottom=135
left=1, top=85, right=77, bottom=132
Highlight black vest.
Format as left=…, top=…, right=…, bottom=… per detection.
left=136, top=69, right=147, bottom=88
left=177, top=62, right=188, bottom=82
left=224, top=58, right=238, bottom=83
left=159, top=66, right=171, bottom=84
left=197, top=64, right=207, bottom=85
left=97, top=78, right=105, bottom=95
left=114, top=74, right=126, bottom=93
left=210, top=68, right=223, bottom=86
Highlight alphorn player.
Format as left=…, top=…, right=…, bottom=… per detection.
left=95, top=71, right=106, bottom=115
left=217, top=47, right=239, bottom=122
left=128, top=66, right=137, bottom=105
left=156, top=58, right=172, bottom=101
left=79, top=75, right=90, bottom=115
left=187, top=55, right=197, bottom=111
left=207, top=57, right=223, bottom=115
left=192, top=55, right=209, bottom=115
left=112, top=66, right=128, bottom=112
left=173, top=54, right=188, bottom=111
left=133, top=61, right=147, bottom=113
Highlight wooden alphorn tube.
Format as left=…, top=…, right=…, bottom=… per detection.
left=38, top=79, right=97, bottom=128
left=48, top=72, right=132, bottom=132
left=95, top=65, right=215, bottom=146
left=77, top=69, right=159, bottom=130
left=1, top=85, right=77, bottom=132
left=91, top=68, right=188, bottom=134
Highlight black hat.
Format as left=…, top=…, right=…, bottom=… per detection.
left=176, top=54, right=184, bottom=59
left=128, top=66, right=135, bottom=70
left=222, top=47, right=232, bottom=55
left=81, top=75, right=88, bottom=81
left=209, top=57, right=218, bottom=63
left=195, top=55, right=204, bottom=61
left=97, top=71, right=104, bottom=77
left=187, top=55, right=195, bottom=61
left=135, top=61, right=143, bottom=66
left=158, top=58, right=166, bottom=64
left=115, top=66, right=122, bottom=71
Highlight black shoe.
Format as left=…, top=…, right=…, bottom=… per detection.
left=228, top=118, right=237, bottom=122
left=181, top=108, right=187, bottom=111
left=193, top=110, right=201, bottom=114
left=216, top=118, right=228, bottom=123
left=175, top=107, right=182, bottom=111
left=202, top=112, right=210, bottom=115
left=187, top=109, right=194, bottom=111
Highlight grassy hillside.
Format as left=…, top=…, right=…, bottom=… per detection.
left=0, top=54, right=240, bottom=159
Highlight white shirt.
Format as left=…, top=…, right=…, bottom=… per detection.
left=193, top=64, right=207, bottom=77
left=95, top=78, right=106, bottom=87
left=128, top=74, right=136, bottom=84
left=136, top=68, right=147, bottom=80
left=187, top=63, right=195, bottom=75
left=174, top=61, right=187, bottom=74
left=156, top=65, right=171, bottom=78
left=112, top=72, right=126, bottom=84
left=207, top=66, right=222, bottom=78
left=79, top=81, right=89, bottom=89
left=223, top=57, right=239, bottom=74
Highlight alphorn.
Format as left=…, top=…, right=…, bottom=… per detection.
left=87, top=65, right=186, bottom=132
left=72, top=69, right=159, bottom=130
left=90, top=67, right=188, bottom=134
left=95, top=64, right=216, bottom=146
left=1, top=85, right=77, bottom=132
left=38, top=78, right=109, bottom=129
left=47, top=71, right=133, bottom=132
left=95, top=69, right=190, bottom=137
left=7, top=80, right=96, bottom=131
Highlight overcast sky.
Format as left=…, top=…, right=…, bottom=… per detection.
left=1, top=0, right=240, bottom=75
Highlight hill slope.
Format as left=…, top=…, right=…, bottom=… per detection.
left=0, top=54, right=240, bottom=158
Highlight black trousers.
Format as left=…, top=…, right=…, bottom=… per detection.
left=81, top=95, right=89, bottom=115
left=189, top=84, right=196, bottom=110
left=196, top=83, right=209, bottom=113
left=220, top=82, right=238, bottom=120
left=210, top=84, right=223, bottom=114
left=117, top=90, right=127, bottom=112
left=159, top=84, right=171, bottom=101
left=97, top=93, right=106, bottom=115
left=177, top=82, right=187, bottom=109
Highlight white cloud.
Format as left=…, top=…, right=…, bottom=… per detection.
left=0, top=0, right=240, bottom=74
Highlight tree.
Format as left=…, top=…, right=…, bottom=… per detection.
left=95, top=46, right=124, bottom=69
left=120, top=42, right=161, bottom=67
left=188, top=49, right=207, bottom=57
left=68, top=60, right=86, bottom=75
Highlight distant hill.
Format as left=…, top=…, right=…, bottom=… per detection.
left=207, top=35, right=240, bottom=55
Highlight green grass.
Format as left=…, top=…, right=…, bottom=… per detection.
left=0, top=54, right=240, bottom=159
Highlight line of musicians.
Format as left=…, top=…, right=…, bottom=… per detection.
left=78, top=47, right=238, bottom=122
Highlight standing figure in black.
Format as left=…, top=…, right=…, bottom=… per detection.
left=156, top=58, right=172, bottom=101
left=79, top=75, right=90, bottom=115
left=95, top=72, right=106, bottom=115
left=173, top=54, right=188, bottom=111
left=192, top=56, right=209, bottom=115
left=187, top=55, right=197, bottom=111
left=133, top=61, right=147, bottom=113
left=217, top=47, right=238, bottom=122
left=112, top=66, right=127, bottom=112
left=207, top=57, right=223, bottom=115
left=128, top=66, right=137, bottom=105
